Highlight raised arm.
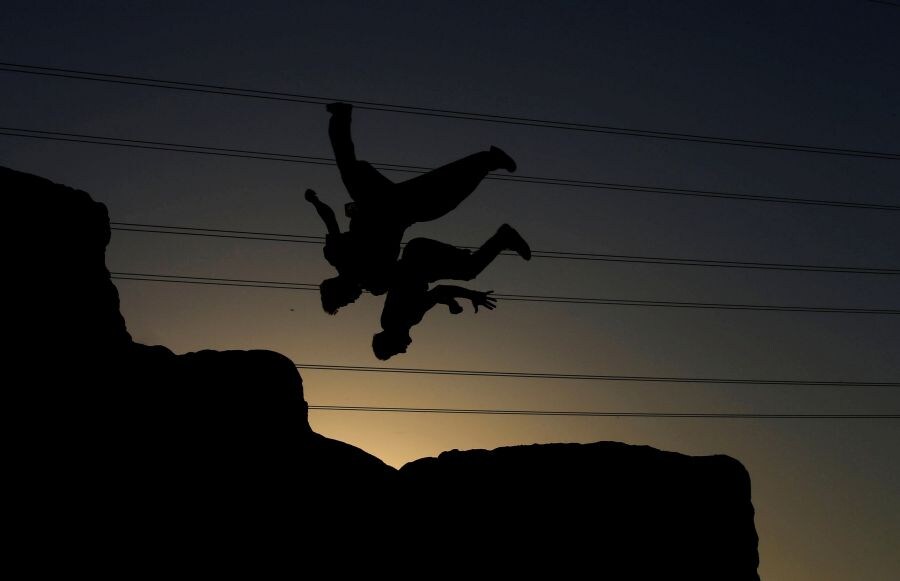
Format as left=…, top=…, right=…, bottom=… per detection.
left=305, top=189, right=341, bottom=236
left=428, top=285, right=497, bottom=314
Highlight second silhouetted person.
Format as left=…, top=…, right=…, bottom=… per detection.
left=373, top=224, right=532, bottom=359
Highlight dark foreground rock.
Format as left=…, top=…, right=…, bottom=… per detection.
left=400, top=443, right=758, bottom=576
left=7, top=167, right=758, bottom=578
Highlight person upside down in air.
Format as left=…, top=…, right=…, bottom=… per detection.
left=372, top=224, right=531, bottom=360
left=305, top=102, right=517, bottom=314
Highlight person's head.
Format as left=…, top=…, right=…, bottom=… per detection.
left=319, top=275, right=362, bottom=315
left=372, top=329, right=412, bottom=360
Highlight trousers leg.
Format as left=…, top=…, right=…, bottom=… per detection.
left=401, top=231, right=506, bottom=283
left=457, top=229, right=507, bottom=280
left=329, top=113, right=392, bottom=203
left=329, top=113, right=357, bottom=182
left=392, top=150, right=495, bottom=224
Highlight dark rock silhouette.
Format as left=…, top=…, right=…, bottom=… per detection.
left=8, top=165, right=392, bottom=524
left=400, top=443, right=758, bottom=577
left=8, top=166, right=757, bottom=578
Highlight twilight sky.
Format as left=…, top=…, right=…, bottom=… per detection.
left=2, top=1, right=898, bottom=578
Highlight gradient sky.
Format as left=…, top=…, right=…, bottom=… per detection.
left=2, top=1, right=898, bottom=578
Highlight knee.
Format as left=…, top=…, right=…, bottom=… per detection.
left=401, top=238, right=430, bottom=261
left=447, top=253, right=479, bottom=281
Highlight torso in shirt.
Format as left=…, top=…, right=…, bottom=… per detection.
left=325, top=207, right=408, bottom=294
left=380, top=278, right=431, bottom=332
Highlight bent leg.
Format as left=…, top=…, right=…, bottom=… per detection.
left=457, top=228, right=510, bottom=280
left=425, top=224, right=529, bottom=281
left=400, top=230, right=517, bottom=283
left=392, top=150, right=499, bottom=224
left=400, top=238, right=474, bottom=283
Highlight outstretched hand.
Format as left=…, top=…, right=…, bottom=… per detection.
left=305, top=189, right=318, bottom=202
left=470, top=290, right=497, bottom=313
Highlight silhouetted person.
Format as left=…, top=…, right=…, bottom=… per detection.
left=373, top=224, right=531, bottom=359
left=307, top=102, right=517, bottom=314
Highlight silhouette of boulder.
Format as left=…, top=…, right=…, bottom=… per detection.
left=398, top=443, right=758, bottom=578
left=7, top=166, right=391, bottom=506
left=8, top=167, right=757, bottom=578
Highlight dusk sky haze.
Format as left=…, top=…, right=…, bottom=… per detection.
left=2, top=2, right=898, bottom=578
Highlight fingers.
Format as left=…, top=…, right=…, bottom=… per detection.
left=473, top=293, right=497, bottom=313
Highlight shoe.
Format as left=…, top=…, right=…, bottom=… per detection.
left=490, top=146, right=517, bottom=173
left=499, top=224, right=531, bottom=260
left=327, top=102, right=353, bottom=116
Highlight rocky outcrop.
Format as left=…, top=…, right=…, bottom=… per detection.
left=399, top=443, right=758, bottom=576
left=8, top=165, right=391, bottom=510
left=8, top=166, right=757, bottom=578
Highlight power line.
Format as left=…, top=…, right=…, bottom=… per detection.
left=497, top=294, right=900, bottom=314
left=112, top=272, right=318, bottom=291
left=0, top=127, right=337, bottom=165
left=2, top=61, right=898, bottom=161
left=111, top=222, right=900, bottom=276
left=113, top=226, right=322, bottom=245
left=114, top=222, right=326, bottom=242
left=109, top=272, right=900, bottom=315
left=308, top=405, right=899, bottom=419
left=297, top=364, right=899, bottom=387
left=4, top=128, right=899, bottom=211
left=865, top=0, right=900, bottom=8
